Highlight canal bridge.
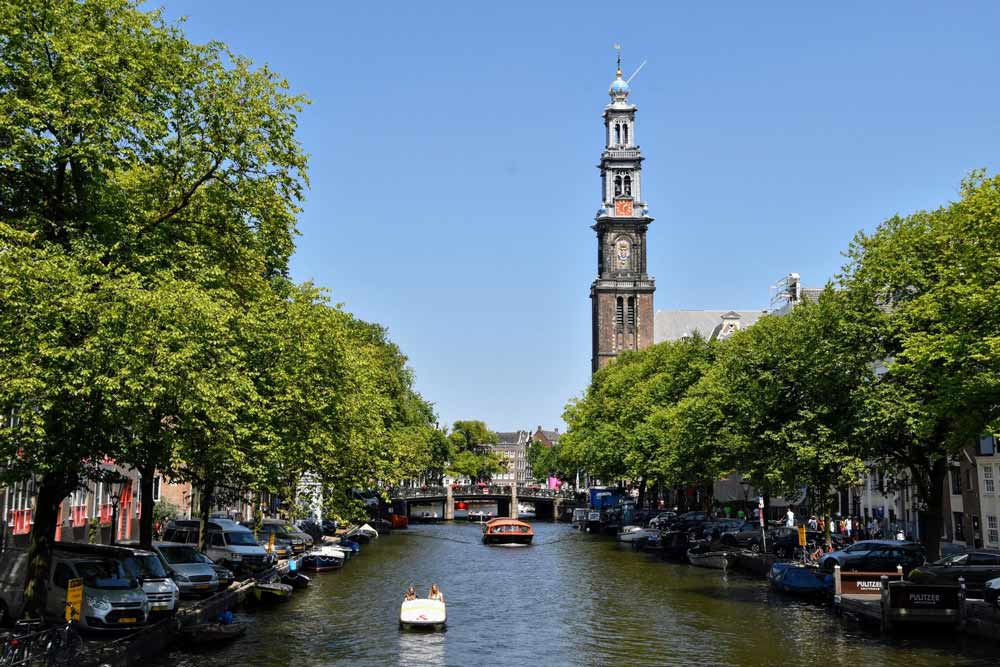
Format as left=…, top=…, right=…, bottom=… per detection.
left=390, top=484, right=578, bottom=520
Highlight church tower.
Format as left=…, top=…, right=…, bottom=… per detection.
left=591, top=54, right=655, bottom=373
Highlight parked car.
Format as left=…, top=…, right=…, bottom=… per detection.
left=163, top=519, right=270, bottom=574
left=242, top=519, right=311, bottom=554
left=667, top=511, right=710, bottom=535
left=44, top=542, right=177, bottom=618
left=149, top=543, right=220, bottom=597
left=767, top=528, right=847, bottom=559
left=295, top=519, right=324, bottom=543
left=908, top=551, right=1000, bottom=596
left=984, top=576, right=1000, bottom=608
left=49, top=557, right=150, bottom=630
left=648, top=512, right=677, bottom=530
left=700, top=519, right=750, bottom=541
left=818, top=540, right=926, bottom=574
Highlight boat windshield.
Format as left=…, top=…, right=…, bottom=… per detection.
left=224, top=531, right=259, bottom=547
left=122, top=554, right=168, bottom=579
left=74, top=560, right=138, bottom=590
left=159, top=546, right=202, bottom=565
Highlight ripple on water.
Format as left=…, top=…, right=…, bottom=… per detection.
left=155, top=522, right=1000, bottom=667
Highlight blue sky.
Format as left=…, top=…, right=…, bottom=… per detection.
left=160, top=1, right=1000, bottom=432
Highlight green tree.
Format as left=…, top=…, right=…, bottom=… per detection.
left=448, top=421, right=498, bottom=453
left=447, top=450, right=507, bottom=484
left=841, top=171, right=1000, bottom=558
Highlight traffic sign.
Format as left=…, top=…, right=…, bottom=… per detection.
left=66, top=577, right=82, bottom=622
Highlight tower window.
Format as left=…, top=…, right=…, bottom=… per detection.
left=623, top=124, right=629, bottom=145
left=615, top=297, right=624, bottom=333
left=614, top=124, right=621, bottom=146
left=627, top=297, right=635, bottom=331
left=614, top=173, right=623, bottom=197
left=623, top=174, right=632, bottom=197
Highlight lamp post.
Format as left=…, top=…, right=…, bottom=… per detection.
left=108, top=480, right=125, bottom=546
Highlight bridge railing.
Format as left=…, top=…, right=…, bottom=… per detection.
left=390, top=485, right=576, bottom=500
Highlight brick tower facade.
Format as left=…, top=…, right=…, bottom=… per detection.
left=591, top=55, right=655, bottom=373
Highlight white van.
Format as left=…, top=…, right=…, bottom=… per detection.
left=162, top=519, right=270, bottom=575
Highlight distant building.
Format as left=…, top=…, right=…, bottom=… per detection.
left=490, top=431, right=532, bottom=485
left=531, top=426, right=561, bottom=447
left=653, top=309, right=766, bottom=343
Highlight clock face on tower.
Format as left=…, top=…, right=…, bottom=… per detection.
left=614, top=199, right=633, bottom=217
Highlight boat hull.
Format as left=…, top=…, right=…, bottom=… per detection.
left=482, top=534, right=534, bottom=546
left=687, top=549, right=733, bottom=569
left=400, top=599, right=447, bottom=632
left=767, top=562, right=827, bottom=596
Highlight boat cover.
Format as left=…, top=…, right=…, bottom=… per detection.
left=400, top=599, right=446, bottom=626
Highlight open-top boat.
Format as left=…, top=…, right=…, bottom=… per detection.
left=767, top=562, right=827, bottom=596
left=686, top=545, right=733, bottom=570
left=399, top=599, right=447, bottom=631
left=482, top=518, right=533, bottom=546
left=468, top=510, right=494, bottom=523
left=616, top=525, right=660, bottom=543
left=302, top=545, right=346, bottom=571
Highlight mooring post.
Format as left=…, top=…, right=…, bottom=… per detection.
left=444, top=485, right=455, bottom=521
left=510, top=484, right=518, bottom=519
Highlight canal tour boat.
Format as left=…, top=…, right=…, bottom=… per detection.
left=482, top=518, right=534, bottom=546
left=399, top=599, right=447, bottom=631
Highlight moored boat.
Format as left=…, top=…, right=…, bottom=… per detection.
left=252, top=581, right=294, bottom=603
left=617, top=525, right=660, bottom=543
left=468, top=510, right=494, bottom=523
left=571, top=508, right=588, bottom=530
left=687, top=546, right=733, bottom=569
left=302, top=545, right=345, bottom=571
left=399, top=599, right=447, bottom=631
left=177, top=622, right=248, bottom=645
left=767, top=562, right=827, bottom=596
left=482, top=518, right=534, bottom=546
left=389, top=513, right=409, bottom=530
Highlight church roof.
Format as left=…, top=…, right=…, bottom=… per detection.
left=653, top=309, right=768, bottom=343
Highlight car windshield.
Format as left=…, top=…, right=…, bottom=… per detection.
left=74, top=560, right=137, bottom=590
left=225, top=531, right=259, bottom=546
left=159, top=546, right=202, bottom=565
left=845, top=542, right=876, bottom=552
left=122, top=554, right=168, bottom=579
left=934, top=553, right=969, bottom=566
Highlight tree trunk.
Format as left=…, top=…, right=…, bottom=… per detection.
left=137, top=465, right=155, bottom=550
left=197, top=481, right=215, bottom=553
left=23, top=471, right=74, bottom=618
left=919, top=457, right=948, bottom=561
left=636, top=479, right=646, bottom=510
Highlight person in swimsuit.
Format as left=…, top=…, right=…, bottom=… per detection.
left=428, top=584, right=444, bottom=602
left=404, top=586, right=417, bottom=601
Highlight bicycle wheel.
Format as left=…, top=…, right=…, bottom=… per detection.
left=46, top=627, right=83, bottom=667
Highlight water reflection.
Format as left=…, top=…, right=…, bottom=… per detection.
left=156, top=522, right=1000, bottom=667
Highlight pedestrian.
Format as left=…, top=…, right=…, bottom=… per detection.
left=845, top=516, right=852, bottom=539
left=785, top=507, right=795, bottom=528
left=807, top=516, right=818, bottom=531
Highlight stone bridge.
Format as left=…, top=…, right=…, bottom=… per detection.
left=389, top=484, right=578, bottom=521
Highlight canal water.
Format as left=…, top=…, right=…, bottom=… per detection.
left=158, top=522, right=1000, bottom=667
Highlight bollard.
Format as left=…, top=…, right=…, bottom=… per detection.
left=959, top=577, right=967, bottom=627
left=880, top=575, right=890, bottom=634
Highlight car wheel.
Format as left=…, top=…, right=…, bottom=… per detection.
left=750, top=543, right=761, bottom=554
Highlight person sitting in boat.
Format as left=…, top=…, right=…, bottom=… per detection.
left=428, top=584, right=444, bottom=602
left=404, top=586, right=417, bottom=601
left=809, top=543, right=824, bottom=563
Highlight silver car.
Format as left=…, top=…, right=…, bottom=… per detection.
left=151, top=543, right=219, bottom=597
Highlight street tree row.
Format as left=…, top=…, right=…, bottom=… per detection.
left=558, top=172, right=1000, bottom=560
left=0, top=0, right=447, bottom=615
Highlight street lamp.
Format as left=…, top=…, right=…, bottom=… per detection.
left=108, top=479, right=126, bottom=546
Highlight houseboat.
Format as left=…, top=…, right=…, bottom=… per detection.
left=482, top=518, right=534, bottom=546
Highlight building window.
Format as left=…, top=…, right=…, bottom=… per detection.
left=615, top=297, right=624, bottom=333
left=980, top=434, right=996, bottom=456
left=627, top=297, right=635, bottom=331
left=614, top=173, right=623, bottom=196
left=984, top=465, right=995, bottom=495
left=614, top=124, right=621, bottom=145
left=954, top=512, right=965, bottom=542
left=951, top=468, right=962, bottom=495
left=623, top=123, right=629, bottom=145
left=989, top=516, right=999, bottom=545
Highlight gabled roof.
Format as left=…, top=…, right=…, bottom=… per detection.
left=654, top=309, right=767, bottom=342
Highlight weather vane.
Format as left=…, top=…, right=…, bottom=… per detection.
left=613, top=43, right=622, bottom=74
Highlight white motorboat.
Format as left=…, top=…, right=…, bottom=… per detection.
left=399, top=599, right=447, bottom=631
left=468, top=510, right=493, bottom=523
left=686, top=547, right=733, bottom=570
left=517, top=503, right=536, bottom=520
left=357, top=523, right=379, bottom=540
left=616, top=525, right=660, bottom=543
left=301, top=545, right=345, bottom=571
